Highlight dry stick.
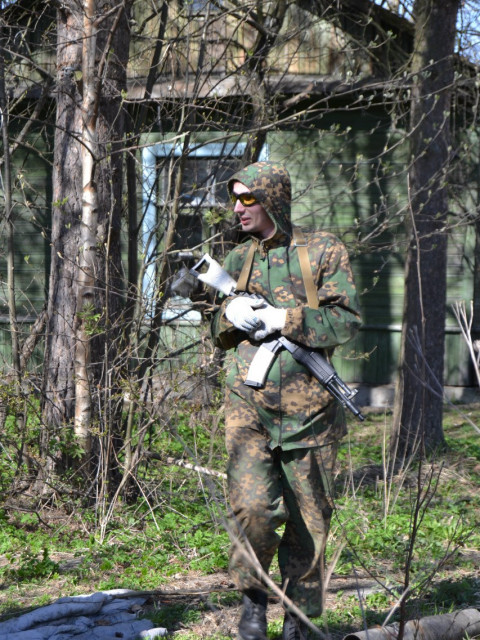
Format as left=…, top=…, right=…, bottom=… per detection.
left=101, top=586, right=236, bottom=599
left=228, top=529, right=328, bottom=639
left=381, top=585, right=412, bottom=628
left=451, top=300, right=480, bottom=388
left=323, top=540, right=346, bottom=610
left=19, top=308, right=47, bottom=371
left=406, top=327, right=480, bottom=436
left=144, top=451, right=227, bottom=479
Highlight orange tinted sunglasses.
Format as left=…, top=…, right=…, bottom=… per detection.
left=230, top=191, right=258, bottom=207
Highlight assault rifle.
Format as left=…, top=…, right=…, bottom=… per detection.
left=190, top=254, right=365, bottom=422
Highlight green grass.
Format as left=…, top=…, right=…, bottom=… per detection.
left=0, top=403, right=479, bottom=638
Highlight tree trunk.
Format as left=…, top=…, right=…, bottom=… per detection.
left=391, top=0, right=460, bottom=458
left=42, top=3, right=83, bottom=447
left=41, top=0, right=130, bottom=488
left=241, top=0, right=288, bottom=164
left=0, top=23, right=27, bottom=453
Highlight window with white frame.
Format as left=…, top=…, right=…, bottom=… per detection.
left=141, top=140, right=269, bottom=314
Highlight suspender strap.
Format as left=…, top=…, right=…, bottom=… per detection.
left=292, top=226, right=319, bottom=310
left=236, top=241, right=257, bottom=292
left=235, top=229, right=318, bottom=310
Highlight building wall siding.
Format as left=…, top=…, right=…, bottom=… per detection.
left=1, top=120, right=477, bottom=389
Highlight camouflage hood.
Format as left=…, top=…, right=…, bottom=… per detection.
left=228, top=161, right=292, bottom=238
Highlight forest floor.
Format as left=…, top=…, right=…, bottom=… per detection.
left=2, top=530, right=479, bottom=639
left=1, top=405, right=480, bottom=638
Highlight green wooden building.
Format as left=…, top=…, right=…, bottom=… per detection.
left=1, top=0, right=479, bottom=402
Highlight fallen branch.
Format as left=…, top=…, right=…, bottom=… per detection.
left=143, top=451, right=227, bottom=479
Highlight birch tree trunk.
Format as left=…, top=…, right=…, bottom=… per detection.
left=74, top=0, right=98, bottom=451
left=41, top=0, right=130, bottom=486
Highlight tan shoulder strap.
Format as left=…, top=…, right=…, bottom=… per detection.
left=236, top=241, right=257, bottom=292
left=292, top=226, right=319, bottom=310
left=235, top=230, right=318, bottom=310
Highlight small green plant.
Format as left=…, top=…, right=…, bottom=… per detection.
left=5, top=548, right=60, bottom=583
left=204, top=207, right=232, bottom=226
left=267, top=618, right=283, bottom=638
left=76, top=302, right=103, bottom=335
left=148, top=602, right=204, bottom=630
left=365, top=590, right=393, bottom=609
left=426, top=576, right=480, bottom=608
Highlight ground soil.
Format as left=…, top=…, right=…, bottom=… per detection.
left=2, top=411, right=480, bottom=638
left=142, top=569, right=383, bottom=639
left=0, top=555, right=386, bottom=639
left=2, top=526, right=480, bottom=639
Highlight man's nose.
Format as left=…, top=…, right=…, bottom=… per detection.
left=234, top=200, right=245, bottom=214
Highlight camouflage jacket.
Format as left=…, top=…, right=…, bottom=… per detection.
left=212, top=162, right=361, bottom=449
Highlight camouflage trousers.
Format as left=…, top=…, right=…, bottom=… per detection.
left=225, top=391, right=338, bottom=617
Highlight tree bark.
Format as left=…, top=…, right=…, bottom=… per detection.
left=41, top=0, right=130, bottom=484
left=241, top=0, right=288, bottom=164
left=391, top=0, right=460, bottom=458
left=42, top=3, right=83, bottom=439
left=0, top=21, right=27, bottom=452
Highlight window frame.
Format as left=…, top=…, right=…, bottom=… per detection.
left=141, top=140, right=269, bottom=304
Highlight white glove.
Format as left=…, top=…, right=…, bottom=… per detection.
left=249, top=303, right=287, bottom=341
left=225, top=296, right=264, bottom=332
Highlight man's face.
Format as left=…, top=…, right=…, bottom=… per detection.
left=231, top=181, right=275, bottom=239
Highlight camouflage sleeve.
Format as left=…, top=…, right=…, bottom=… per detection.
left=211, top=296, right=241, bottom=350
left=211, top=234, right=361, bottom=351
left=210, top=245, right=249, bottom=350
left=280, top=235, right=361, bottom=349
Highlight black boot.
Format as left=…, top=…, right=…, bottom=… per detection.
left=282, top=612, right=310, bottom=640
left=238, top=589, right=268, bottom=640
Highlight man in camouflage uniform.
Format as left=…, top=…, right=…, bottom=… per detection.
left=211, top=161, right=361, bottom=640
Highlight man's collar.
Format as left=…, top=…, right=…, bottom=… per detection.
left=249, top=230, right=291, bottom=253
